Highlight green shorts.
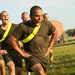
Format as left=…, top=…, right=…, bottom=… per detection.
left=3, top=52, right=22, bottom=68
left=25, top=56, right=48, bottom=72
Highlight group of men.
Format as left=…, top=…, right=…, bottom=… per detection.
left=0, top=5, right=57, bottom=75
left=0, top=11, right=29, bottom=75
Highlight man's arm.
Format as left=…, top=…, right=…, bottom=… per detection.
left=7, top=35, right=31, bottom=58
left=45, top=30, right=58, bottom=56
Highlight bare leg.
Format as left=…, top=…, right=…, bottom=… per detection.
left=6, top=61, right=15, bottom=75
left=0, top=60, right=6, bottom=75
left=31, top=63, right=46, bottom=75
left=27, top=71, right=31, bottom=75
left=49, top=49, right=53, bottom=68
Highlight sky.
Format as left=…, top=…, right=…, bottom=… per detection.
left=0, top=0, right=75, bottom=31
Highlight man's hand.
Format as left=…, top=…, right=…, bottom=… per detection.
left=45, top=47, right=51, bottom=56
left=18, top=41, right=24, bottom=49
left=0, top=50, right=7, bottom=55
left=21, top=51, right=31, bottom=58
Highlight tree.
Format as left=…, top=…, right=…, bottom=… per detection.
left=72, top=28, right=75, bottom=36
left=66, top=29, right=73, bottom=36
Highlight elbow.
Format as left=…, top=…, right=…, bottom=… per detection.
left=7, top=37, right=11, bottom=45
left=7, top=35, right=14, bottom=46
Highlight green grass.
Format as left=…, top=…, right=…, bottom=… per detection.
left=5, top=44, right=75, bottom=75
left=22, top=44, right=75, bottom=75
left=48, top=44, right=75, bottom=75
left=54, top=41, right=75, bottom=47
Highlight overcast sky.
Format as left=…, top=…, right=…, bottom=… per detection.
left=0, top=0, right=75, bottom=31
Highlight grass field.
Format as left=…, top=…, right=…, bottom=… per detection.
left=4, top=43, right=75, bottom=75
left=48, top=44, right=75, bottom=75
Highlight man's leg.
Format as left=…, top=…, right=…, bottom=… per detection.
left=12, top=54, right=22, bottom=75
left=6, top=61, right=15, bottom=75
left=49, top=49, right=53, bottom=69
left=31, top=63, right=46, bottom=75
left=25, top=56, right=48, bottom=75
left=0, top=60, right=6, bottom=75
left=27, top=71, right=31, bottom=75
left=3, top=54, right=15, bottom=75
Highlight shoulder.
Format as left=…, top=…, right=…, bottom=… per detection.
left=20, top=20, right=31, bottom=28
left=42, top=20, right=50, bottom=25
left=41, top=20, right=53, bottom=27
left=12, top=23, right=17, bottom=27
left=41, top=20, right=56, bottom=30
left=25, top=20, right=31, bottom=27
left=10, top=23, right=18, bottom=30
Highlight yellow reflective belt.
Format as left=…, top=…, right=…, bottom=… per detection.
left=21, top=24, right=41, bottom=43
left=0, top=22, right=12, bottom=42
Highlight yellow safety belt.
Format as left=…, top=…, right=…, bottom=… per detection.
left=0, top=22, right=12, bottom=42
left=21, top=24, right=41, bottom=43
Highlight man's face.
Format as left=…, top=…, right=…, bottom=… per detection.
left=22, top=13, right=29, bottom=22
left=0, top=11, right=9, bottom=24
left=44, top=14, right=49, bottom=21
left=31, top=9, right=43, bottom=25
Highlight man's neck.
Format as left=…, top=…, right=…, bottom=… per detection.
left=1, top=23, right=9, bottom=30
left=36, top=23, right=41, bottom=26
left=30, top=21, right=41, bottom=27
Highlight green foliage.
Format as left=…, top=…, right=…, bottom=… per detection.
left=65, top=28, right=75, bottom=36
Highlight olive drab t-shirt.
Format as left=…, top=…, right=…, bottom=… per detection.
left=11, top=20, right=56, bottom=57
left=0, top=24, right=17, bottom=52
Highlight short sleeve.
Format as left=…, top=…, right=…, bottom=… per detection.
left=48, top=22, right=56, bottom=35
left=11, top=24, right=24, bottom=40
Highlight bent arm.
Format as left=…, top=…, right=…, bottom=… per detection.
left=7, top=35, right=31, bottom=58
left=45, top=30, right=58, bottom=56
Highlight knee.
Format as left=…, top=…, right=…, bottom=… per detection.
left=38, top=69, right=46, bottom=75
left=31, top=63, right=46, bottom=75
left=50, top=49, right=53, bottom=53
left=0, top=64, right=4, bottom=69
left=50, top=49, right=53, bottom=56
left=6, top=61, right=15, bottom=70
left=0, top=61, right=5, bottom=68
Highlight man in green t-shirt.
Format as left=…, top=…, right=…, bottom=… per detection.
left=20, top=12, right=30, bottom=24
left=0, top=12, right=6, bottom=75
left=8, top=6, right=57, bottom=75
left=0, top=11, right=22, bottom=75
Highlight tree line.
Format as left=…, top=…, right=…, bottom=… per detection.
left=65, top=28, right=75, bottom=36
